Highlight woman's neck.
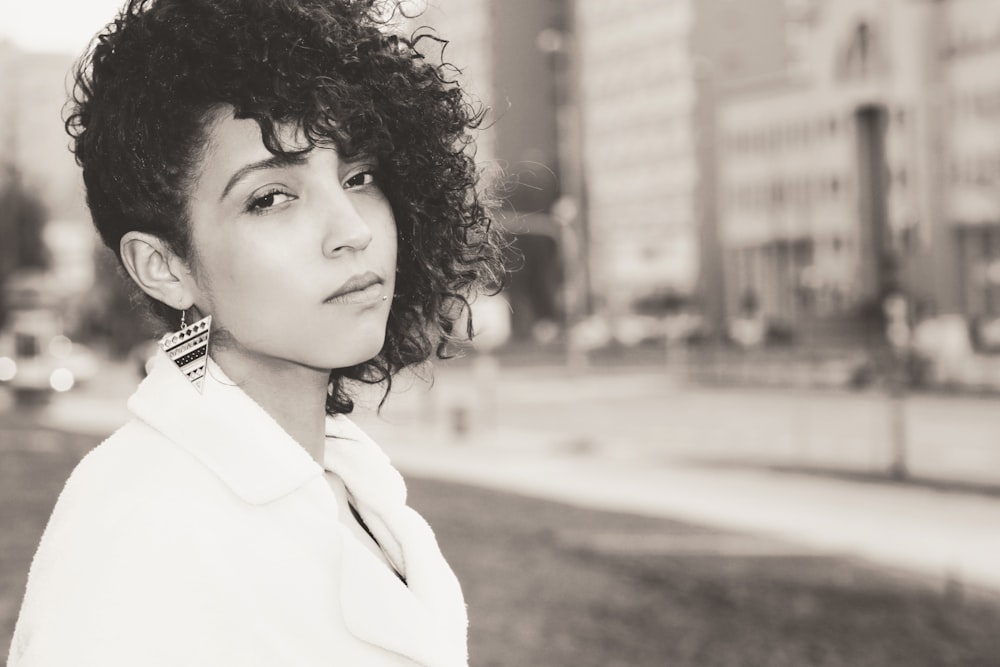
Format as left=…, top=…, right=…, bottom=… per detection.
left=210, top=346, right=331, bottom=465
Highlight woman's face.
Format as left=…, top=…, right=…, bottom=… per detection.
left=183, top=109, right=397, bottom=374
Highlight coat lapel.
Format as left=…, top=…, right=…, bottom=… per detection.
left=325, top=416, right=469, bottom=667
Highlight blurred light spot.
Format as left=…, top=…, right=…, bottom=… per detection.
left=50, top=368, right=75, bottom=392
left=49, top=335, right=73, bottom=358
left=0, top=357, right=16, bottom=381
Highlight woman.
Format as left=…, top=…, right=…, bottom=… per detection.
left=8, top=0, right=503, bottom=665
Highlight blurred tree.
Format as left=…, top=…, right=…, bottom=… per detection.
left=0, top=163, right=50, bottom=328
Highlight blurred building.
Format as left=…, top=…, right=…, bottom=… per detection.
left=576, top=1, right=695, bottom=312
left=422, top=0, right=1000, bottom=345
left=717, top=0, right=1000, bottom=335
left=417, top=0, right=786, bottom=339
left=944, top=0, right=1000, bottom=322
left=0, top=42, right=87, bottom=223
left=578, top=0, right=786, bottom=329
left=0, top=42, right=95, bottom=314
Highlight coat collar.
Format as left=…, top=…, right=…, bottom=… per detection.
left=129, top=349, right=324, bottom=505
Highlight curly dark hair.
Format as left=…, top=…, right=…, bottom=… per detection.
left=66, top=0, right=505, bottom=414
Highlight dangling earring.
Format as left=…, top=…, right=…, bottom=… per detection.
left=159, top=308, right=212, bottom=393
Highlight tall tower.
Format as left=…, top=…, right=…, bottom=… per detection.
left=414, top=0, right=571, bottom=340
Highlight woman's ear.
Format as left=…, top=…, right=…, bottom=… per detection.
left=120, top=232, right=198, bottom=311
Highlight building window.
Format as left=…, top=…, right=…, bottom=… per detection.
left=772, top=182, right=785, bottom=205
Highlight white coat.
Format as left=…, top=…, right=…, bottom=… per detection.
left=8, top=352, right=468, bottom=667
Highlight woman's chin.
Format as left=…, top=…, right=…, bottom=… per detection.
left=324, top=337, right=387, bottom=371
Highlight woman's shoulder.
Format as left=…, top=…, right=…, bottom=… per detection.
left=67, top=419, right=207, bottom=495
left=48, top=419, right=228, bottom=540
left=16, top=422, right=227, bottom=611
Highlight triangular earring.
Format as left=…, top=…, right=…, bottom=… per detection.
left=159, top=312, right=212, bottom=393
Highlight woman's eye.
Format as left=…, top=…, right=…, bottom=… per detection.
left=247, top=189, right=294, bottom=213
left=344, top=171, right=377, bottom=189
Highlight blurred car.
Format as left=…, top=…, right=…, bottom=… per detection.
left=0, top=326, right=97, bottom=403
left=568, top=311, right=708, bottom=351
left=0, top=270, right=97, bottom=403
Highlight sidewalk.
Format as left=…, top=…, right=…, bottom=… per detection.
left=24, top=360, right=1000, bottom=595
left=359, top=417, right=1000, bottom=595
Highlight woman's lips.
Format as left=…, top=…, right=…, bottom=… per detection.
left=324, top=281, right=384, bottom=305
left=324, top=270, right=384, bottom=305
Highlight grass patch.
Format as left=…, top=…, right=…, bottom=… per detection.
left=406, top=478, right=1000, bottom=667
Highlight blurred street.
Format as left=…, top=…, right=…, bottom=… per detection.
left=364, top=358, right=1000, bottom=596
left=390, top=358, right=1000, bottom=488
left=6, top=354, right=1000, bottom=598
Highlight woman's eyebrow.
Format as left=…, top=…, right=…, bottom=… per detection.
left=220, top=152, right=310, bottom=201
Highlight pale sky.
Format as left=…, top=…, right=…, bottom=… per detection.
left=2, top=0, right=128, bottom=55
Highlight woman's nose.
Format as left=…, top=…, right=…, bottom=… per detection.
left=321, top=187, right=373, bottom=258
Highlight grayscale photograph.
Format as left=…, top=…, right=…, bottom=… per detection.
left=1, top=0, right=999, bottom=665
